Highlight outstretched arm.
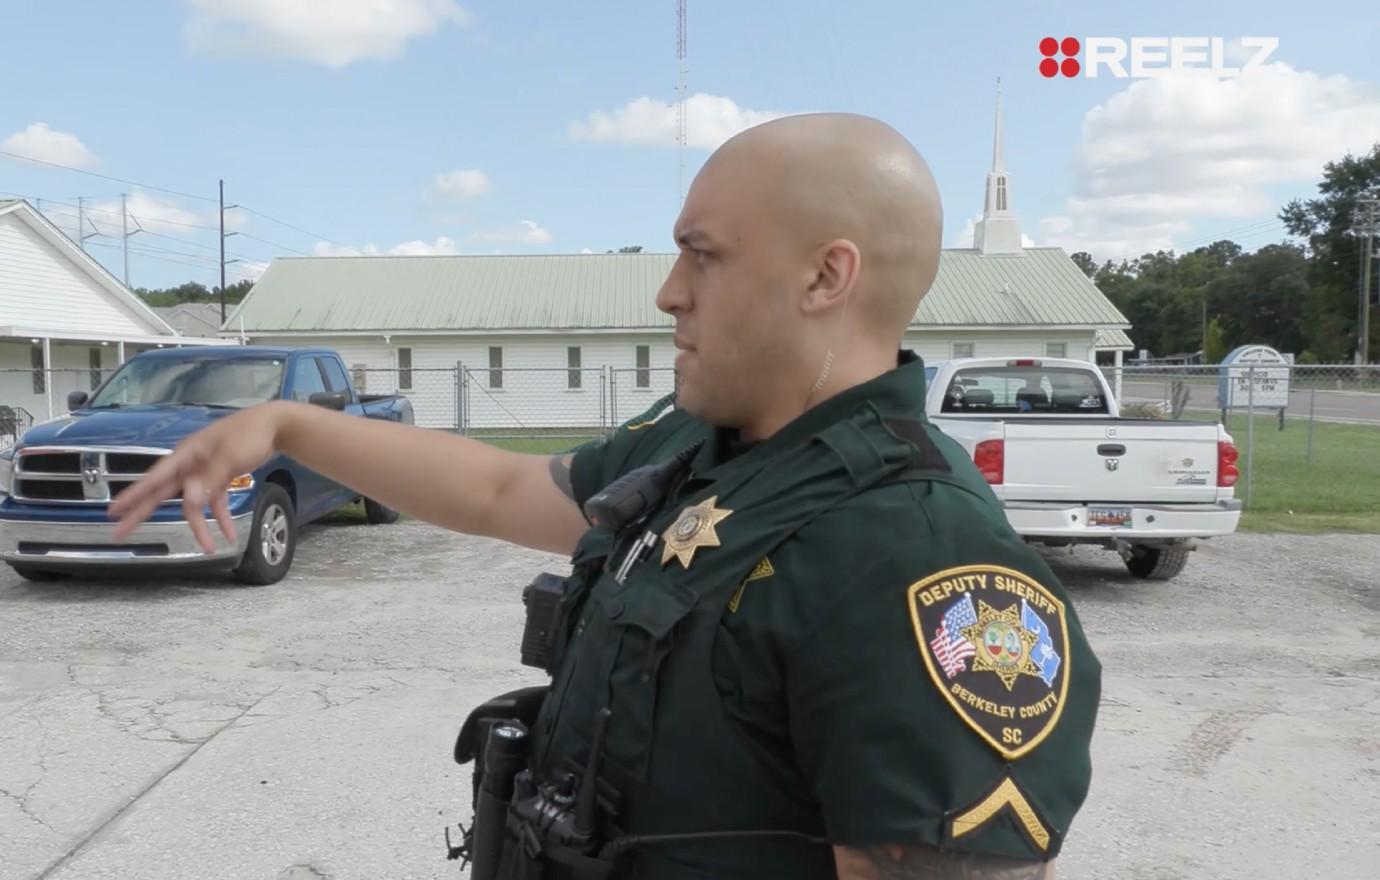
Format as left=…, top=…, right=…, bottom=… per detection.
left=109, top=400, right=591, bottom=556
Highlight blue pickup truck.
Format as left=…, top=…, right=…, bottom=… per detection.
left=0, top=346, right=412, bottom=585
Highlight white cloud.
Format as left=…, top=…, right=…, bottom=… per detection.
left=471, top=220, right=552, bottom=245
left=1, top=123, right=100, bottom=169
left=1037, top=62, right=1380, bottom=262
left=181, top=0, right=470, bottom=68
left=431, top=169, right=490, bottom=200
left=312, top=236, right=459, bottom=256
left=569, top=93, right=787, bottom=150
left=388, top=236, right=458, bottom=255
left=90, top=190, right=208, bottom=236
left=580, top=248, right=594, bottom=254
left=234, top=260, right=271, bottom=281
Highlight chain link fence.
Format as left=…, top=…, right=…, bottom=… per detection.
left=6, top=361, right=1377, bottom=526
left=1103, top=364, right=1380, bottom=522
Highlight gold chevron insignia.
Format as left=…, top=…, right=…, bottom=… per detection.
left=950, top=778, right=1050, bottom=852
left=728, top=557, right=775, bottom=613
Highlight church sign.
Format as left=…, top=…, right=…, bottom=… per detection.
left=1217, top=344, right=1291, bottom=410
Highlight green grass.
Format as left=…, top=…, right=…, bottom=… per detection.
left=1177, top=411, right=1380, bottom=533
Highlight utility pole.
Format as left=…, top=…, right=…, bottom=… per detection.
left=76, top=196, right=100, bottom=252
left=121, top=194, right=129, bottom=286
left=676, top=0, right=687, bottom=204
left=218, top=179, right=241, bottom=324
left=1352, top=197, right=1379, bottom=365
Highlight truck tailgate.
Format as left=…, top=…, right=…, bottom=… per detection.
left=1001, top=420, right=1221, bottom=503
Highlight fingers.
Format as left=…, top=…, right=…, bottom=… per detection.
left=210, top=490, right=236, bottom=546
left=109, top=447, right=189, bottom=519
left=181, top=477, right=216, bottom=554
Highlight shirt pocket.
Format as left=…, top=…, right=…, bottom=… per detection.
left=595, top=564, right=699, bottom=778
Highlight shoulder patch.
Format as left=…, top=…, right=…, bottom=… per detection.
left=906, top=565, right=1070, bottom=760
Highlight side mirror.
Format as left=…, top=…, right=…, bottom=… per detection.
left=308, top=391, right=347, bottom=411
left=67, top=391, right=89, bottom=411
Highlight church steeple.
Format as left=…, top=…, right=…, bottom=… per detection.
left=974, top=78, right=1024, bottom=255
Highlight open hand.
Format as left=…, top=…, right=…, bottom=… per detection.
left=109, top=402, right=286, bottom=553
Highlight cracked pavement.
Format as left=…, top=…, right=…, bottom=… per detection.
left=1, top=519, right=1377, bottom=879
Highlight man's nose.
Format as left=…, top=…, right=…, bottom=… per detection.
left=655, top=257, right=690, bottom=314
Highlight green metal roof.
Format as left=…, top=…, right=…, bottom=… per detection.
left=1095, top=328, right=1135, bottom=350
left=228, top=247, right=1130, bottom=333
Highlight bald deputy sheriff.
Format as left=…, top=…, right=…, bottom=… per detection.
left=110, top=113, right=1101, bottom=880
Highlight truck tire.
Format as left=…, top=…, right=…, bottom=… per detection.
left=233, top=485, right=296, bottom=586
left=1124, top=544, right=1190, bottom=580
left=8, top=564, right=70, bottom=582
left=363, top=497, right=400, bottom=525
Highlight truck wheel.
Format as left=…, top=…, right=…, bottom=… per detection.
left=8, top=564, right=70, bottom=582
left=363, top=497, right=400, bottom=525
left=1124, top=544, right=1190, bottom=580
left=233, top=485, right=296, bottom=586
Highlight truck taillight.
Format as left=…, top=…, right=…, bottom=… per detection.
left=1217, top=440, right=1240, bottom=487
left=974, top=439, right=1004, bottom=485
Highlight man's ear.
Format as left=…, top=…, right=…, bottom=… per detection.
left=801, top=239, right=861, bottom=315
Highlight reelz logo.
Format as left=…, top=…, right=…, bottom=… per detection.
left=1039, top=36, right=1279, bottom=79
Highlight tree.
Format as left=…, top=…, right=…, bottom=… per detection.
left=134, top=279, right=254, bottom=308
left=1280, top=143, right=1380, bottom=361
left=1070, top=251, right=1097, bottom=278
left=1204, top=318, right=1227, bottom=364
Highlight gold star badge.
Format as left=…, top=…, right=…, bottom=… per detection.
left=661, top=495, right=733, bottom=569
left=961, top=600, right=1042, bottom=692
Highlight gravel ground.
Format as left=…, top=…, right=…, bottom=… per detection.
left=1, top=519, right=1377, bottom=880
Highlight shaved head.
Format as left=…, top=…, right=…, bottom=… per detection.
left=656, top=113, right=944, bottom=439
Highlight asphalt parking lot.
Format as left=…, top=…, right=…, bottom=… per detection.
left=2, top=519, right=1377, bottom=880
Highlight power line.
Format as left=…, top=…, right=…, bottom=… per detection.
left=236, top=205, right=358, bottom=254
left=0, top=149, right=218, bottom=203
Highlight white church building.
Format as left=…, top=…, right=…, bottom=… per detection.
left=227, top=100, right=1133, bottom=431
left=0, top=199, right=222, bottom=432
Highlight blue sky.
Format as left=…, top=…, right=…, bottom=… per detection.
left=2, top=0, right=1378, bottom=290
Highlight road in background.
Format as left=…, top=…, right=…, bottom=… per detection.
left=1118, top=379, right=1380, bottom=425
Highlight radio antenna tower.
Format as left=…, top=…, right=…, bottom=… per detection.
left=676, top=0, right=687, bottom=203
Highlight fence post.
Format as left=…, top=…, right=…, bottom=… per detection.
left=460, top=365, right=470, bottom=436
left=599, top=366, right=608, bottom=436
left=1306, top=385, right=1316, bottom=465
left=609, top=368, right=618, bottom=436
left=460, top=361, right=471, bottom=435
left=1246, top=366, right=1255, bottom=509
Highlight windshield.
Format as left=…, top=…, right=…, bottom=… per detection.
left=939, top=365, right=1109, bottom=415
left=87, top=358, right=286, bottom=409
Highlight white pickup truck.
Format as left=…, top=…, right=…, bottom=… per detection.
left=925, top=357, right=1242, bottom=580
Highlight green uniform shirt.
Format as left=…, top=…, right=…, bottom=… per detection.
left=550, top=350, right=1100, bottom=875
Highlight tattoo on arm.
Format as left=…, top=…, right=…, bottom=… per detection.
left=549, top=454, right=576, bottom=502
left=834, top=844, right=1052, bottom=880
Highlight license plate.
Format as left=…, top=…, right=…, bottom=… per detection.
left=1088, top=506, right=1133, bottom=527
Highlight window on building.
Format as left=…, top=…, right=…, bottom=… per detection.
left=89, top=348, right=103, bottom=390
left=996, top=177, right=1008, bottom=212
left=289, top=357, right=329, bottom=402
left=952, top=342, right=975, bottom=359
left=352, top=363, right=368, bottom=393
left=30, top=345, right=44, bottom=394
left=1046, top=342, right=1068, bottom=359
left=489, top=346, right=503, bottom=389
left=567, top=346, right=582, bottom=389
left=636, top=345, right=650, bottom=388
left=397, top=346, right=413, bottom=390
